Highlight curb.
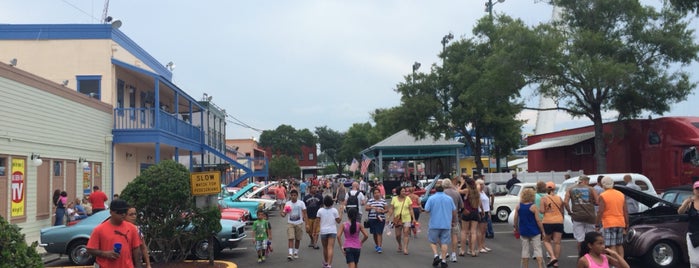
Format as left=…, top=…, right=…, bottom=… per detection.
left=41, top=252, right=61, bottom=264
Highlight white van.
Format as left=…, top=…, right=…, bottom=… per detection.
left=556, top=173, right=657, bottom=234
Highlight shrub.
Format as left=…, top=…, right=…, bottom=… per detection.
left=0, top=215, right=43, bottom=268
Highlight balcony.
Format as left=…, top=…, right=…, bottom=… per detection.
left=113, top=107, right=202, bottom=148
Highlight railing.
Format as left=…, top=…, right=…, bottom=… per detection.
left=114, top=108, right=201, bottom=141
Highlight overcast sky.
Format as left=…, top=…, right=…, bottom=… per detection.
left=2, top=0, right=697, bottom=139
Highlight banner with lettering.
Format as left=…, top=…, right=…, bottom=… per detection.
left=11, top=158, right=25, bottom=217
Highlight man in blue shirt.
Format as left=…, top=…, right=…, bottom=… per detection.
left=299, top=179, right=308, bottom=200
left=425, top=181, right=457, bottom=268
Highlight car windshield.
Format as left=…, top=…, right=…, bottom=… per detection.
left=508, top=185, right=521, bottom=196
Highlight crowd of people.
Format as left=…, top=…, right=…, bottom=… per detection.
left=51, top=185, right=112, bottom=226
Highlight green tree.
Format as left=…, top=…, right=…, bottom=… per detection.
left=371, top=107, right=410, bottom=141
left=120, top=160, right=221, bottom=263
left=669, top=0, right=699, bottom=14
left=531, top=0, right=699, bottom=172
left=315, top=126, right=348, bottom=175
left=0, top=216, right=42, bottom=268
left=269, top=155, right=301, bottom=179
left=258, top=125, right=318, bottom=156
left=340, top=122, right=379, bottom=163
left=394, top=16, right=531, bottom=170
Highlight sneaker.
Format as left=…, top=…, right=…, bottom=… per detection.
left=293, top=253, right=299, bottom=259
left=377, top=246, right=382, bottom=254
left=432, top=256, right=441, bottom=267
left=313, top=245, right=320, bottom=249
left=450, top=252, right=457, bottom=262
left=261, top=256, right=266, bottom=261
left=287, top=254, right=293, bottom=261
left=375, top=245, right=379, bottom=252
left=258, top=258, right=263, bottom=263
left=440, top=261, right=449, bottom=268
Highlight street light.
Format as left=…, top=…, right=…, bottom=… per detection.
left=411, top=61, right=421, bottom=84
left=485, top=0, right=506, bottom=19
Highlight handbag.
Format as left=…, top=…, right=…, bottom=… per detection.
left=363, top=220, right=370, bottom=229
left=393, top=198, right=407, bottom=225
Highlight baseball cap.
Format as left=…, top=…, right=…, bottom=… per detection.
left=578, top=176, right=590, bottom=183
left=545, top=181, right=555, bottom=189
left=109, top=199, right=130, bottom=213
left=693, top=181, right=699, bottom=189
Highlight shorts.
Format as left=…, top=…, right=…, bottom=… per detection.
left=368, top=219, right=385, bottom=234
left=396, top=221, right=412, bottom=228
left=573, top=221, right=595, bottom=242
left=255, top=240, right=267, bottom=251
left=413, top=208, right=421, bottom=221
left=521, top=234, right=543, bottom=258
left=543, top=223, right=564, bottom=235
left=460, top=211, right=479, bottom=222
left=428, top=229, right=451, bottom=245
left=305, top=218, right=320, bottom=235
left=479, top=212, right=489, bottom=223
left=603, top=227, right=624, bottom=246
left=344, top=247, right=361, bottom=263
left=320, top=233, right=337, bottom=239
left=287, top=223, right=304, bottom=240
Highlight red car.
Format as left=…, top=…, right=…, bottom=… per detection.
left=220, top=207, right=250, bottom=222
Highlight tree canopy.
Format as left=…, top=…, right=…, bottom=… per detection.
left=394, top=15, right=532, bottom=170
left=258, top=124, right=318, bottom=156
left=531, top=0, right=699, bottom=172
left=269, top=155, right=301, bottom=179
left=315, top=126, right=348, bottom=174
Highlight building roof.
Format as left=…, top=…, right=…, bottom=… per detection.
left=361, top=130, right=464, bottom=160
left=517, top=131, right=594, bottom=151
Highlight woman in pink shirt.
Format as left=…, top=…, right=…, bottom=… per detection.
left=337, top=208, right=368, bottom=268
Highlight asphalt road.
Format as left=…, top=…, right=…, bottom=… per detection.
left=45, top=206, right=670, bottom=268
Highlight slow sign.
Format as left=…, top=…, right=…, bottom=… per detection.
left=190, top=171, right=221, bottom=196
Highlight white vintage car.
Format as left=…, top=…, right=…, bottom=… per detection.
left=492, top=182, right=541, bottom=222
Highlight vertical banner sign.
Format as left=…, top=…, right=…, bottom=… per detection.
left=11, top=159, right=25, bottom=217
left=83, top=164, right=92, bottom=196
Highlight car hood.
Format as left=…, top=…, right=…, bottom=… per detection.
left=613, top=185, right=677, bottom=209
left=420, top=174, right=442, bottom=203
left=249, top=182, right=279, bottom=197
left=229, top=183, right=256, bottom=200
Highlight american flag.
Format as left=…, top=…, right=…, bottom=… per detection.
left=349, top=158, right=359, bottom=172
left=360, top=155, right=372, bottom=175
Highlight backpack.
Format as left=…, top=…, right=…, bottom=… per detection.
left=346, top=191, right=360, bottom=211
left=569, top=187, right=596, bottom=224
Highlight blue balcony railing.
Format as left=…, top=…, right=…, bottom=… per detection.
left=114, top=108, right=201, bottom=142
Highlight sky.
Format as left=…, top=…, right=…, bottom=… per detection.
left=2, top=0, right=698, bottom=140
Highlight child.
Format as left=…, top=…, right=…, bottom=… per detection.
left=252, top=210, right=272, bottom=263
left=317, top=195, right=341, bottom=268
left=337, top=208, right=368, bottom=268
left=280, top=189, right=307, bottom=260
left=577, top=231, right=629, bottom=268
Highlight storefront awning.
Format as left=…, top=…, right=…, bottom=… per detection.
left=517, top=132, right=595, bottom=151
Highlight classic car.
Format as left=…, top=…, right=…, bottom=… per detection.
left=616, top=184, right=689, bottom=268
left=218, top=183, right=262, bottom=220
left=230, top=181, right=279, bottom=211
left=496, top=182, right=542, bottom=222
left=39, top=210, right=247, bottom=265
left=660, top=184, right=693, bottom=206
left=220, top=207, right=251, bottom=222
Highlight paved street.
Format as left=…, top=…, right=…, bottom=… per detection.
left=46, top=205, right=664, bottom=268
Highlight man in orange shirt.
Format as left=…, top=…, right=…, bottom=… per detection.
left=87, top=200, right=143, bottom=268
left=596, top=176, right=628, bottom=259
left=89, top=186, right=109, bottom=213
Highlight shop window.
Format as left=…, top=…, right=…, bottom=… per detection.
left=0, top=157, right=5, bottom=176
left=53, top=161, right=62, bottom=176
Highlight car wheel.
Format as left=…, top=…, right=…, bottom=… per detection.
left=496, top=207, right=510, bottom=222
left=68, top=239, right=95, bottom=265
left=192, top=238, right=221, bottom=260
left=643, top=240, right=679, bottom=268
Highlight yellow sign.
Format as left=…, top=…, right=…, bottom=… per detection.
left=190, top=172, right=221, bottom=196
left=11, top=158, right=25, bottom=217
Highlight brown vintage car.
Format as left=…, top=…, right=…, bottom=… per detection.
left=616, top=185, right=689, bottom=268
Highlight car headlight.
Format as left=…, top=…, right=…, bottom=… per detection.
left=625, top=228, right=637, bottom=243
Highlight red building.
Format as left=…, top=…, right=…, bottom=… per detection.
left=521, top=117, right=699, bottom=191
left=263, top=145, right=319, bottom=179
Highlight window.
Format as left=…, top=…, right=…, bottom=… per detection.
left=129, top=86, right=136, bottom=120
left=299, top=154, right=304, bottom=161
left=308, top=153, right=314, bottom=160
left=77, top=75, right=102, bottom=100
left=648, top=131, right=661, bottom=145
left=117, top=80, right=125, bottom=115
left=53, top=161, right=62, bottom=176
left=0, top=157, right=5, bottom=176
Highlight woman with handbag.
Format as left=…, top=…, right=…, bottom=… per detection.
left=387, top=186, right=416, bottom=255
left=540, top=181, right=564, bottom=267
left=678, top=180, right=699, bottom=267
